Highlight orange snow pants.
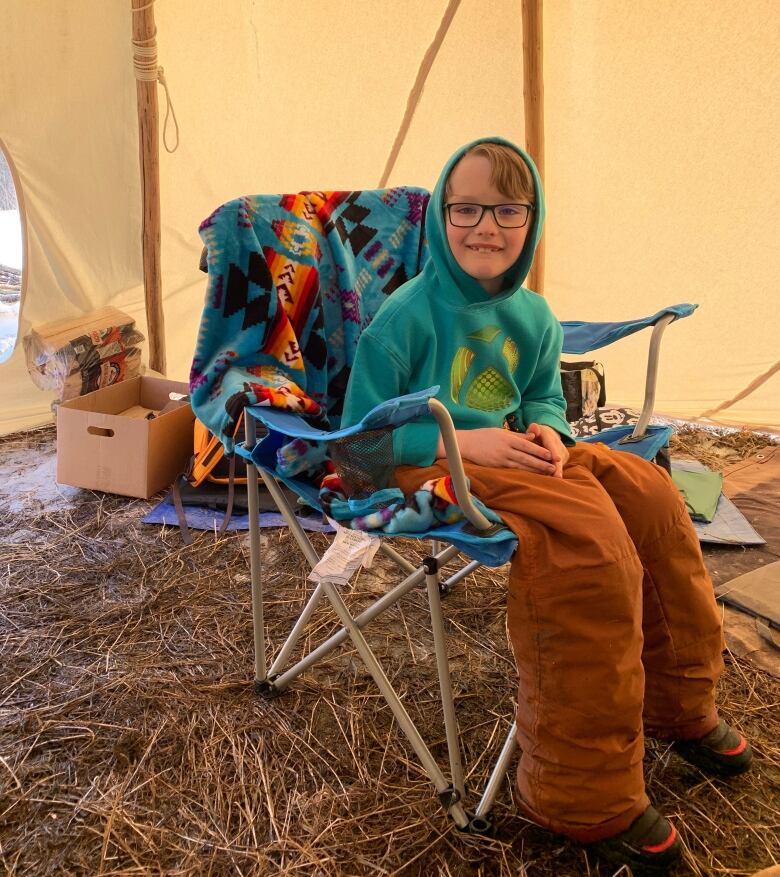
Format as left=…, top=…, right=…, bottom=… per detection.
left=395, top=442, right=724, bottom=843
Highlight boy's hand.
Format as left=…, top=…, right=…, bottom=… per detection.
left=526, top=423, right=570, bottom=478
left=449, top=427, right=559, bottom=475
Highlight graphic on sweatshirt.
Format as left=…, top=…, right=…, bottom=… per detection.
left=450, top=326, right=519, bottom=411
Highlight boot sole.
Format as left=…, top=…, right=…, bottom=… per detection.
left=672, top=739, right=753, bottom=777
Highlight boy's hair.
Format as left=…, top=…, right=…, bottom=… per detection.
left=446, top=142, right=535, bottom=203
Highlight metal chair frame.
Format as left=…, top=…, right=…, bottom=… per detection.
left=239, top=309, right=682, bottom=833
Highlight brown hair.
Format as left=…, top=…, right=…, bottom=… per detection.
left=446, top=142, right=535, bottom=203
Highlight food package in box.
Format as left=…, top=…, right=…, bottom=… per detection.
left=59, top=347, right=143, bottom=401
left=23, top=307, right=145, bottom=400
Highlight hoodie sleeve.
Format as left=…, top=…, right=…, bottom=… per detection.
left=518, top=319, right=574, bottom=445
left=342, top=330, right=440, bottom=467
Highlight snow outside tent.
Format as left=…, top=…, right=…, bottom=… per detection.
left=0, top=0, right=778, bottom=436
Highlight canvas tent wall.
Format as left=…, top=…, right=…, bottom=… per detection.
left=1, top=0, right=778, bottom=437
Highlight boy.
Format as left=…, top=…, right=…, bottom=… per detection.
left=342, top=137, right=751, bottom=874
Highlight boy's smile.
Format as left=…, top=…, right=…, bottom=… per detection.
left=445, top=154, right=532, bottom=295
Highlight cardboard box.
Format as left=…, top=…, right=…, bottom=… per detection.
left=56, top=376, right=195, bottom=498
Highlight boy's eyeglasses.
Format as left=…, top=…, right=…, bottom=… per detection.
left=445, top=202, right=533, bottom=229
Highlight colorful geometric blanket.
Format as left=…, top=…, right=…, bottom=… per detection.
left=319, top=471, right=503, bottom=534
left=271, top=434, right=502, bottom=532
left=190, top=188, right=430, bottom=451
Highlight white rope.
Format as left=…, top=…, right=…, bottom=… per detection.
left=131, top=4, right=180, bottom=153
left=156, top=67, right=180, bottom=154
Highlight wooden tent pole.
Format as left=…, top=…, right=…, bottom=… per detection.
left=132, top=0, right=166, bottom=375
left=522, top=0, right=545, bottom=295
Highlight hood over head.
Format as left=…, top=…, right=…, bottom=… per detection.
left=424, top=136, right=545, bottom=305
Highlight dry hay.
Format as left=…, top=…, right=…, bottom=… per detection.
left=669, top=426, right=777, bottom=472
left=1, top=424, right=779, bottom=876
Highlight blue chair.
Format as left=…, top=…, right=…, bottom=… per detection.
left=192, top=188, right=695, bottom=833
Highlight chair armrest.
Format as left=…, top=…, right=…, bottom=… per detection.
left=625, top=313, right=676, bottom=440
left=241, top=386, right=439, bottom=447
left=562, top=304, right=697, bottom=441
left=561, top=303, right=696, bottom=355
left=427, top=399, right=495, bottom=532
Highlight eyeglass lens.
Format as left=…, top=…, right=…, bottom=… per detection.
left=448, top=203, right=530, bottom=228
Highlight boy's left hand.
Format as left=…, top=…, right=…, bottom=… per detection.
left=526, top=423, right=570, bottom=478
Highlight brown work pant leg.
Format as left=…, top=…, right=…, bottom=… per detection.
left=395, top=443, right=723, bottom=843
left=569, top=443, right=724, bottom=742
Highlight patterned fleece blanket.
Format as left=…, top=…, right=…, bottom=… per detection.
left=190, top=188, right=513, bottom=548
left=319, top=471, right=503, bottom=534
left=190, top=188, right=430, bottom=452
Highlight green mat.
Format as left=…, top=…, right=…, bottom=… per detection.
left=671, top=466, right=723, bottom=523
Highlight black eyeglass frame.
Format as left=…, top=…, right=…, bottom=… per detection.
left=444, top=202, right=535, bottom=229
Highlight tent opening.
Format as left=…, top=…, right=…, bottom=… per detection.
left=0, top=142, right=23, bottom=364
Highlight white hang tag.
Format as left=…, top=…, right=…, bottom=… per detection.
left=309, top=521, right=381, bottom=586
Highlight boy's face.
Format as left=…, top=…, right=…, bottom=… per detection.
left=445, top=154, right=532, bottom=295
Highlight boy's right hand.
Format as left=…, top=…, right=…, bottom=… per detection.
left=449, top=427, right=558, bottom=475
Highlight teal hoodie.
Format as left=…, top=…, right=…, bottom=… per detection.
left=342, top=136, right=573, bottom=466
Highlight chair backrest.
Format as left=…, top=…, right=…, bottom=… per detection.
left=191, top=188, right=430, bottom=445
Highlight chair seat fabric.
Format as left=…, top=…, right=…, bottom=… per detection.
left=577, top=424, right=673, bottom=460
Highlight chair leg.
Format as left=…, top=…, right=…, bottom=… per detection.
left=321, top=579, right=471, bottom=829
left=474, top=721, right=517, bottom=820
left=245, top=430, right=267, bottom=684
left=246, top=466, right=324, bottom=688
left=243, top=470, right=511, bottom=827
left=243, top=430, right=515, bottom=823
left=269, top=565, right=436, bottom=691
left=379, top=541, right=418, bottom=575
left=251, top=485, right=474, bottom=694
left=440, top=559, right=481, bottom=595
left=258, top=470, right=321, bottom=568
left=266, top=582, right=326, bottom=679
left=424, top=556, right=466, bottom=798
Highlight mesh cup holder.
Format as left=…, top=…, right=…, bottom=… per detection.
left=329, top=426, right=395, bottom=499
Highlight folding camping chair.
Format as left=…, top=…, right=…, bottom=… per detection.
left=191, top=187, right=695, bottom=833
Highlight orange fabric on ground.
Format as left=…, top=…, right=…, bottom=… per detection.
left=395, top=442, right=724, bottom=843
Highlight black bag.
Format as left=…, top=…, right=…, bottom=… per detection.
left=560, top=361, right=606, bottom=423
